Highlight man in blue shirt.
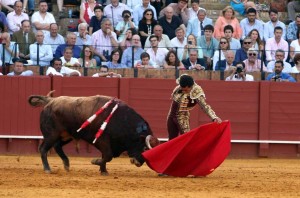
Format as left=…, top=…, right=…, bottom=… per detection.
left=266, top=60, right=296, bottom=82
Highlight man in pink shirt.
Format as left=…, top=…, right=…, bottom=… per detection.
left=243, top=48, right=268, bottom=72
left=265, top=26, right=288, bottom=62
left=7, top=1, right=29, bottom=34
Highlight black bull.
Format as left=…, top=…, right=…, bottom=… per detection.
left=28, top=92, right=159, bottom=175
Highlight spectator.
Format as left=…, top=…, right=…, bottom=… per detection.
left=0, top=5, right=9, bottom=32
left=121, top=34, right=144, bottom=67
left=75, top=23, right=92, bottom=49
left=134, top=52, right=156, bottom=68
left=31, top=0, right=56, bottom=33
left=133, top=0, right=157, bottom=27
left=187, top=0, right=202, bottom=20
left=115, top=10, right=136, bottom=42
left=266, top=60, right=296, bottom=82
left=0, top=32, right=19, bottom=65
left=170, top=27, right=187, bottom=61
left=213, top=37, right=230, bottom=70
left=263, top=8, right=286, bottom=41
left=159, top=0, right=189, bottom=26
left=46, top=58, right=81, bottom=76
left=78, top=46, right=97, bottom=67
left=79, top=0, right=100, bottom=24
left=226, top=61, right=254, bottom=81
left=7, top=1, right=29, bottom=34
left=138, top=8, right=158, bottom=47
left=11, top=20, right=35, bottom=61
left=215, top=50, right=236, bottom=71
left=92, top=65, right=121, bottom=77
left=163, top=50, right=185, bottom=69
left=146, top=35, right=168, bottom=67
left=103, top=0, right=131, bottom=29
left=291, top=53, right=300, bottom=73
left=120, top=28, right=137, bottom=51
left=214, top=6, right=242, bottom=41
left=223, top=25, right=241, bottom=53
left=267, top=49, right=292, bottom=73
left=182, top=49, right=206, bottom=70
left=186, top=8, right=213, bottom=39
left=0, top=0, right=16, bottom=15
left=289, top=28, right=300, bottom=61
left=287, top=1, right=300, bottom=24
left=106, top=48, right=126, bottom=68
left=29, top=30, right=53, bottom=66
left=55, top=32, right=82, bottom=58
left=23, top=0, right=35, bottom=17
left=44, top=23, right=65, bottom=55
left=243, top=48, right=267, bottom=72
left=248, top=29, right=264, bottom=57
left=235, top=37, right=254, bottom=62
left=91, top=18, right=118, bottom=65
left=182, top=34, right=203, bottom=60
left=123, top=0, right=141, bottom=10
left=158, top=6, right=184, bottom=40
left=230, top=0, right=256, bottom=16
left=89, top=5, right=106, bottom=35
left=265, top=27, right=288, bottom=62
left=144, top=24, right=171, bottom=49
left=286, top=14, right=300, bottom=43
left=7, top=58, right=33, bottom=76
left=240, top=8, right=264, bottom=40
left=150, top=0, right=161, bottom=17
left=197, top=24, right=219, bottom=69
left=60, top=47, right=81, bottom=67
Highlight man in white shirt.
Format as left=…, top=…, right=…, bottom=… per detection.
left=104, top=0, right=131, bottom=29
left=146, top=35, right=168, bottom=67
left=60, top=47, right=81, bottom=67
left=31, top=0, right=56, bottom=33
left=267, top=49, right=292, bottom=73
left=263, top=8, right=286, bottom=41
left=144, top=24, right=171, bottom=49
left=46, top=58, right=81, bottom=77
left=226, top=61, right=254, bottom=81
left=170, top=27, right=187, bottom=60
left=44, top=23, right=65, bottom=55
left=7, top=58, right=33, bottom=76
left=7, top=1, right=29, bottom=34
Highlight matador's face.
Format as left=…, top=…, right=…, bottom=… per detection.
left=180, top=86, right=192, bottom=94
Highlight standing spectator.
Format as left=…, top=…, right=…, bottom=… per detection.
left=235, top=37, right=254, bottom=62
left=289, top=29, right=300, bottom=61
left=170, top=27, right=187, bottom=61
left=75, top=23, right=92, bottom=49
left=223, top=25, right=241, bottom=53
left=186, top=8, right=212, bottom=39
left=215, top=50, right=236, bottom=72
left=0, top=32, right=19, bottom=65
left=46, top=58, right=81, bottom=76
left=182, top=49, right=206, bottom=70
left=29, top=30, right=53, bottom=66
left=11, top=19, right=35, bottom=61
left=225, top=61, right=254, bottom=81
left=287, top=1, right=300, bottom=24
left=7, top=58, right=33, bottom=76
left=104, top=0, right=131, bottom=29
left=213, top=37, right=230, bottom=70
left=267, top=49, right=292, bottom=73
left=60, top=47, right=81, bottom=67
left=144, top=24, right=171, bottom=49
left=91, top=18, right=118, bottom=65
left=230, top=0, right=256, bottom=16
left=55, top=32, right=82, bottom=59
left=31, top=0, right=56, bottom=33
left=106, top=48, right=126, bottom=68
left=89, top=6, right=106, bottom=35
left=138, top=8, right=158, bottom=47
left=78, top=46, right=97, bottom=67
left=121, top=34, right=144, bottom=67
left=287, top=14, right=300, bottom=43
left=266, top=60, right=296, bottom=82
left=44, top=23, right=65, bottom=55
left=158, top=6, right=184, bottom=40
left=159, top=0, right=189, bottom=26
left=146, top=35, right=168, bottom=67
left=163, top=50, right=185, bottom=69
left=243, top=48, right=267, bottom=72
left=213, top=6, right=242, bottom=40
left=7, top=1, right=29, bottom=34
left=265, top=27, right=288, bottom=62
left=115, top=10, right=136, bottom=42
left=240, top=8, right=264, bottom=40
left=133, top=0, right=157, bottom=27
left=263, top=8, right=286, bottom=42
left=79, top=0, right=100, bottom=24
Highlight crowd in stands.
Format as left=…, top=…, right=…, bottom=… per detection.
left=0, top=0, right=299, bottom=82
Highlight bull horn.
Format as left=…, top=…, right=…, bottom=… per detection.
left=145, top=135, right=153, bottom=149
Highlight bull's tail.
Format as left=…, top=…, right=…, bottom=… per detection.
left=28, top=90, right=55, bottom=107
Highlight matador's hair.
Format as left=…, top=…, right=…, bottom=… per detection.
left=178, top=74, right=195, bottom=88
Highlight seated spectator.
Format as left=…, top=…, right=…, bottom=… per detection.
left=29, top=30, right=53, bottom=66
left=265, top=27, right=288, bottom=62
left=46, top=58, right=81, bottom=76
left=134, top=52, right=157, bottom=68
left=158, top=6, right=184, bottom=40
left=115, top=10, right=136, bottom=42
left=266, top=60, right=296, bottom=82
left=106, top=49, right=126, bottom=68
left=159, top=0, right=189, bottom=26
left=103, top=0, right=131, bottom=29
left=291, top=53, right=300, bottom=73
left=235, top=37, right=254, bottom=62
left=186, top=8, right=213, bottom=39
left=92, top=65, right=122, bottom=77
left=76, top=23, right=92, bottom=49
left=7, top=1, right=29, bottom=34
left=263, top=8, right=286, bottom=41
left=31, top=0, right=56, bottom=33
left=240, top=8, right=264, bottom=40
left=197, top=24, right=219, bottom=69
left=267, top=49, right=292, bottom=73
left=225, top=61, right=254, bottom=81
left=248, top=29, right=264, bottom=57
left=289, top=28, right=300, bottom=61
left=182, top=34, right=203, bottom=61
left=0, top=32, right=19, bottom=65
left=55, top=32, right=82, bottom=58
left=146, top=35, right=168, bottom=67
left=11, top=20, right=35, bottom=61
left=287, top=14, right=300, bottom=43
left=163, top=50, right=185, bottom=69
left=215, top=50, right=236, bottom=71
left=60, top=47, right=81, bottom=67
left=144, top=24, right=171, bottom=49
left=133, top=0, right=157, bottom=27
left=121, top=34, right=144, bottom=67
left=91, top=18, right=118, bottom=65
left=79, top=0, right=100, bottom=24
left=187, top=0, right=202, bottom=20
left=182, top=49, right=206, bottom=70
left=243, top=48, right=267, bottom=72
left=213, top=6, right=242, bottom=40
left=7, top=58, right=33, bottom=76
left=223, top=25, right=241, bottom=53
left=213, top=37, right=230, bottom=70
left=78, top=46, right=97, bottom=67
left=170, top=27, right=187, bottom=61
left=138, top=8, right=158, bottom=47
left=119, top=28, right=137, bottom=51
left=89, top=5, right=106, bottom=35
left=230, top=0, right=256, bottom=16
left=44, top=23, right=65, bottom=55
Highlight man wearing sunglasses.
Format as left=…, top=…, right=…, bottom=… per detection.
left=243, top=48, right=267, bottom=72
left=235, top=37, right=258, bottom=62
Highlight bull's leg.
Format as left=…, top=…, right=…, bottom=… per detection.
left=39, top=140, right=56, bottom=173
left=54, top=138, right=72, bottom=171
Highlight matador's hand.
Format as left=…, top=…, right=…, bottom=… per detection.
left=213, top=117, right=222, bottom=124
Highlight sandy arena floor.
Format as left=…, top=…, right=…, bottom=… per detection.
left=0, top=155, right=299, bottom=198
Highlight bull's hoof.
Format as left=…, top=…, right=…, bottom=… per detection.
left=64, top=165, right=70, bottom=172
left=101, top=171, right=109, bottom=176
left=91, top=159, right=101, bottom=166
left=130, top=158, right=142, bottom=167
left=44, top=170, right=51, bottom=174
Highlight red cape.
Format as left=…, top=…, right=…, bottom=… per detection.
left=142, top=121, right=231, bottom=177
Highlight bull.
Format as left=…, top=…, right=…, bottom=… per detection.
left=28, top=91, right=159, bottom=175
